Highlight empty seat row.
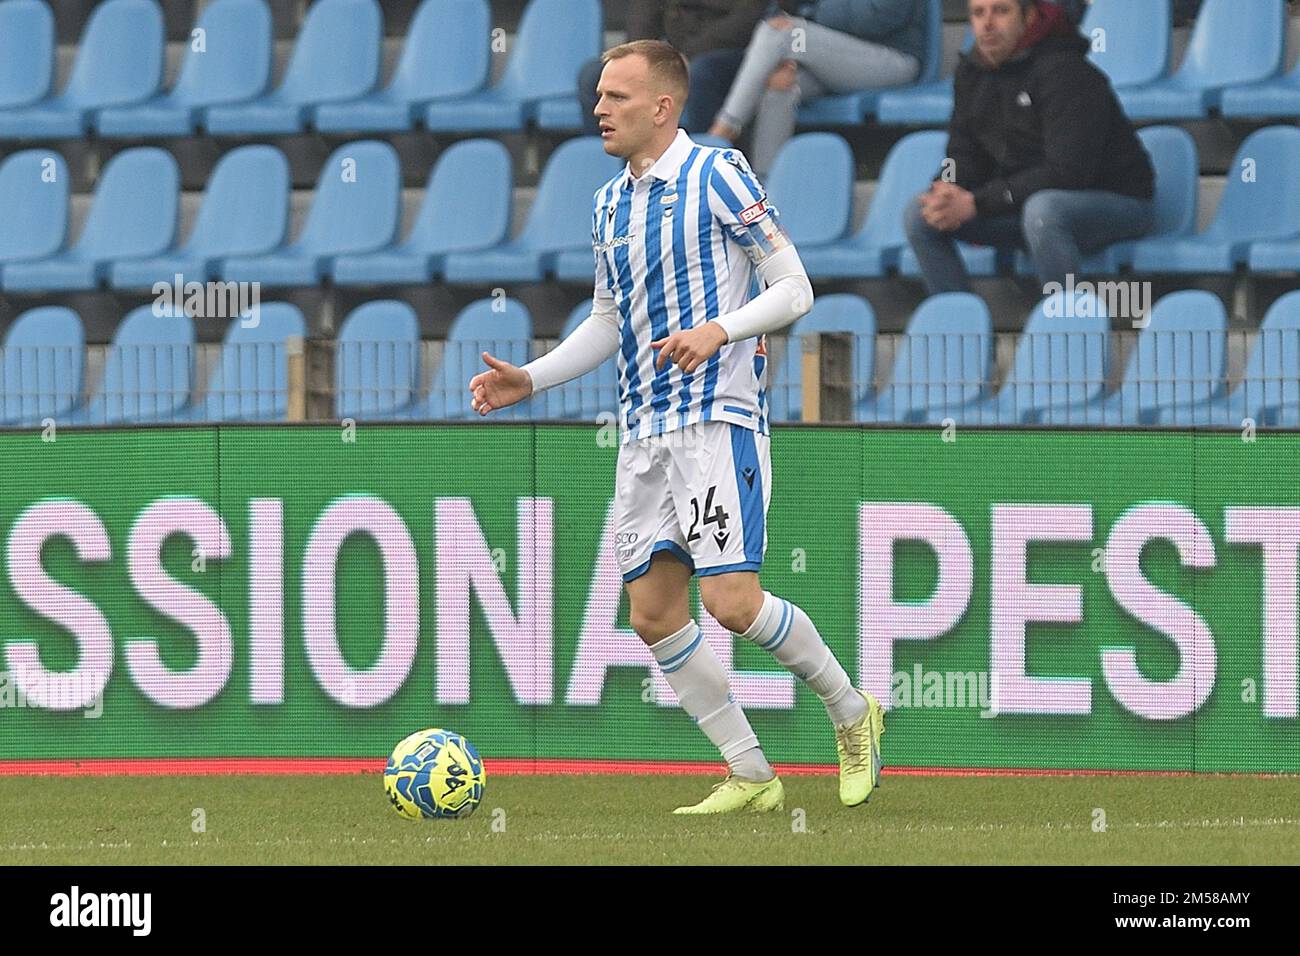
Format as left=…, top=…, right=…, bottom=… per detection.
left=772, top=289, right=1300, bottom=427
left=0, top=0, right=599, bottom=140
left=0, top=136, right=622, bottom=291
left=0, top=302, right=303, bottom=425
left=0, top=298, right=587, bottom=425
left=7, top=288, right=1298, bottom=429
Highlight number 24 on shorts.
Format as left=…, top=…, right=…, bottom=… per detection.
left=688, top=485, right=731, bottom=550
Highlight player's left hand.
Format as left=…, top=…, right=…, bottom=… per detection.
left=651, top=323, right=729, bottom=375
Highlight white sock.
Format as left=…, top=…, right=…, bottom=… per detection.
left=740, top=592, right=867, bottom=728
left=650, top=621, right=774, bottom=782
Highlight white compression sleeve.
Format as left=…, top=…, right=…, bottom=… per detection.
left=520, top=293, right=621, bottom=394
left=712, top=245, right=814, bottom=344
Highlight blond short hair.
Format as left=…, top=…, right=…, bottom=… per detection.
left=601, top=39, right=689, bottom=106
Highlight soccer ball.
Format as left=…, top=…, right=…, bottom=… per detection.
left=383, top=728, right=486, bottom=820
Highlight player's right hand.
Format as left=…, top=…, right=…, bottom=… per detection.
left=468, top=351, right=533, bottom=416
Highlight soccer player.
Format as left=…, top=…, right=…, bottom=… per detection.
left=467, top=39, right=883, bottom=814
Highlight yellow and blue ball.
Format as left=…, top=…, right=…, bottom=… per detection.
left=383, top=728, right=486, bottom=820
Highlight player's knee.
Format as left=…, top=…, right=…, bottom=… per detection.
left=701, top=588, right=761, bottom=635
left=629, top=607, right=680, bottom=644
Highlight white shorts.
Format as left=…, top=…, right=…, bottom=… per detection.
left=615, top=421, right=772, bottom=583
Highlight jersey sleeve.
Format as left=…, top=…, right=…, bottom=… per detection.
left=592, top=189, right=615, bottom=296
left=706, top=148, right=794, bottom=265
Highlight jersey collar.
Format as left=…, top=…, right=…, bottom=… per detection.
left=623, top=128, right=695, bottom=189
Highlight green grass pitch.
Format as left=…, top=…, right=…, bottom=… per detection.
left=4, top=773, right=1299, bottom=865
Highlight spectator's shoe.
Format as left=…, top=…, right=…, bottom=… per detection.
left=672, top=774, right=785, bottom=815
left=836, top=690, right=885, bottom=807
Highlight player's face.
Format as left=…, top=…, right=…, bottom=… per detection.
left=594, top=56, right=663, bottom=162
left=969, top=0, right=1032, bottom=67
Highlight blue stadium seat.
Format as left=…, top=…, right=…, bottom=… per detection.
left=0, top=0, right=55, bottom=111
left=542, top=301, right=619, bottom=420
left=335, top=301, right=421, bottom=420
left=797, top=0, right=942, bottom=126
left=1129, top=126, right=1300, bottom=273
left=1116, top=0, right=1285, bottom=120
left=767, top=294, right=875, bottom=423
left=764, top=133, right=853, bottom=249
left=859, top=292, right=993, bottom=423
left=535, top=99, right=590, bottom=132
left=0, top=0, right=163, bottom=139
left=0, top=307, right=85, bottom=427
left=188, top=305, right=306, bottom=422
left=403, top=298, right=535, bottom=420
left=222, top=141, right=400, bottom=287
left=552, top=250, right=601, bottom=284
left=1248, top=236, right=1300, bottom=273
left=96, top=0, right=272, bottom=137
left=111, top=145, right=289, bottom=289
left=943, top=293, right=1109, bottom=425
left=1015, top=125, right=1198, bottom=276
left=425, top=0, right=601, bottom=133
left=449, top=136, right=621, bottom=284
left=1084, top=0, right=1171, bottom=91
left=65, top=305, right=195, bottom=425
left=205, top=0, right=381, bottom=135
left=533, top=0, right=606, bottom=131
left=332, top=139, right=512, bottom=286
left=1221, top=56, right=1300, bottom=119
left=1161, top=291, right=1300, bottom=427
left=0, top=150, right=69, bottom=284
left=2, top=148, right=178, bottom=292
left=801, top=130, right=945, bottom=279
left=876, top=27, right=971, bottom=126
left=897, top=245, right=999, bottom=279
left=315, top=0, right=490, bottom=132
left=1038, top=290, right=1226, bottom=425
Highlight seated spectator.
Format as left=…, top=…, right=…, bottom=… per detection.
left=904, top=0, right=1155, bottom=294
left=578, top=0, right=769, bottom=134
left=708, top=0, right=928, bottom=175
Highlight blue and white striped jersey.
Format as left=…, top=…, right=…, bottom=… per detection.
left=592, top=129, right=792, bottom=445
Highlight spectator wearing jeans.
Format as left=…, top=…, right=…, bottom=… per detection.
left=708, top=0, right=927, bottom=175
left=578, top=0, right=769, bottom=134
left=904, top=0, right=1155, bottom=294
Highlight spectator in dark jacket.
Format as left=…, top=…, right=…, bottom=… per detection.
left=709, top=0, right=928, bottom=174
left=904, top=0, right=1155, bottom=293
left=578, top=0, right=769, bottom=134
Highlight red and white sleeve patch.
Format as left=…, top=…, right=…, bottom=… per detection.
left=738, top=199, right=768, bottom=225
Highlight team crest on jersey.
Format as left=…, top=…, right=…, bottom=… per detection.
left=723, top=150, right=755, bottom=178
